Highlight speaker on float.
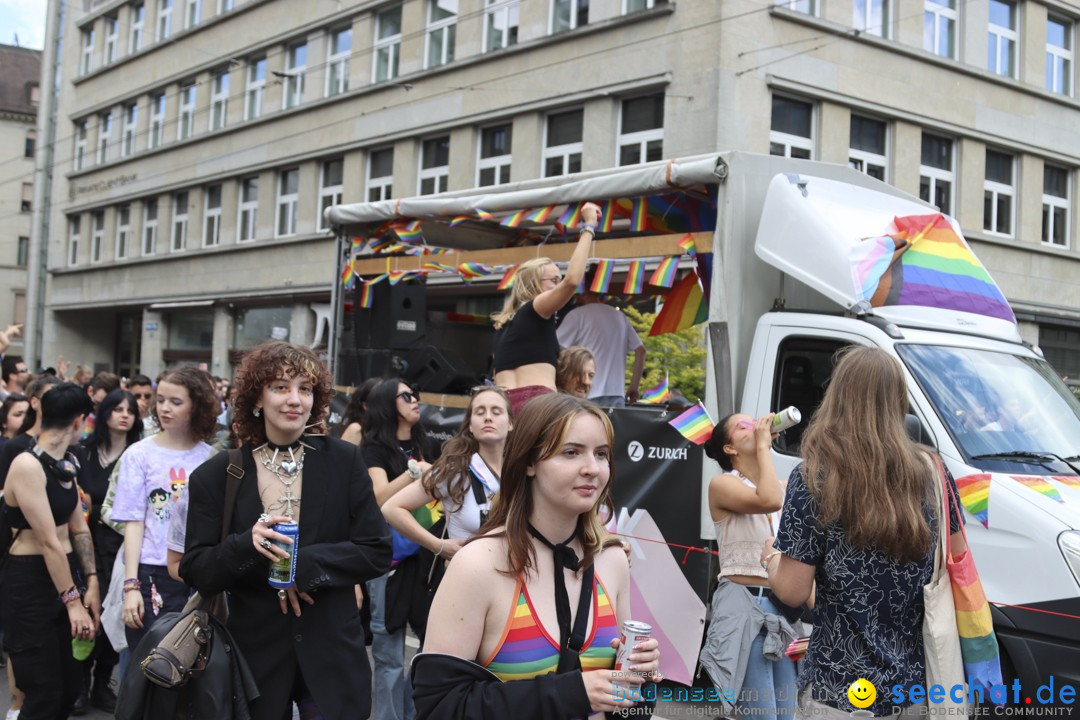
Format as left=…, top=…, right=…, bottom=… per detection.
left=353, top=278, right=427, bottom=349
left=403, top=346, right=481, bottom=395
left=337, top=348, right=405, bottom=386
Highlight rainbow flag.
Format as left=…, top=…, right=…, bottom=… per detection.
left=558, top=202, right=584, bottom=228
left=649, top=271, right=707, bottom=337
left=624, top=260, right=645, bottom=294
left=1009, top=475, right=1064, bottom=504
left=458, top=263, right=494, bottom=282
left=449, top=216, right=470, bottom=228
left=422, top=261, right=456, bottom=273
left=668, top=402, right=714, bottom=445
left=599, top=200, right=616, bottom=233
left=955, top=473, right=991, bottom=528
left=411, top=499, right=443, bottom=531
left=678, top=234, right=696, bottom=256
left=640, top=374, right=671, bottom=404
left=1051, top=476, right=1080, bottom=490
left=630, top=198, right=648, bottom=232
left=527, top=205, right=556, bottom=223
left=850, top=214, right=1015, bottom=323
left=649, top=256, right=679, bottom=288
left=350, top=237, right=366, bottom=257
left=358, top=280, right=374, bottom=308
left=475, top=209, right=495, bottom=221
left=501, top=210, right=528, bottom=228
left=590, top=259, right=614, bottom=294
left=340, top=258, right=356, bottom=289
left=497, top=265, right=519, bottom=290
left=394, top=220, right=424, bottom=242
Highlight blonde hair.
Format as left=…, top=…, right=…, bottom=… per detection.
left=491, top=257, right=556, bottom=330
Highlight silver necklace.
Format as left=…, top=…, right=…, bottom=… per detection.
left=259, top=445, right=304, bottom=519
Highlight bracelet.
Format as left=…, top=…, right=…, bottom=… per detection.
left=123, top=586, right=142, bottom=594
left=123, top=578, right=141, bottom=589
left=761, top=550, right=781, bottom=571
left=435, top=538, right=445, bottom=558
left=579, top=223, right=597, bottom=236
left=60, top=586, right=81, bottom=605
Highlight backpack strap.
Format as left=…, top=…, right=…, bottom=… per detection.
left=222, top=448, right=244, bottom=542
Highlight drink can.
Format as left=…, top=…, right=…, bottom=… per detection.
left=771, top=406, right=802, bottom=433
left=267, top=522, right=299, bottom=588
left=614, top=620, right=653, bottom=671
left=72, top=635, right=95, bottom=661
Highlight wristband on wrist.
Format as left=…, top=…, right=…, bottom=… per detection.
left=60, top=586, right=81, bottom=605
left=761, top=550, right=781, bottom=571
left=435, top=538, right=446, bottom=558
left=579, top=223, right=597, bottom=236
left=123, top=577, right=141, bottom=590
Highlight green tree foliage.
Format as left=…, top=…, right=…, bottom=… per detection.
left=623, top=305, right=707, bottom=403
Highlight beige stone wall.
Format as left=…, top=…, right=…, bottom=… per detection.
left=0, top=115, right=35, bottom=355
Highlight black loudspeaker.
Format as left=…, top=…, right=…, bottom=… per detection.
left=403, top=346, right=481, bottom=395
left=337, top=348, right=406, bottom=387
left=353, top=279, right=427, bottom=349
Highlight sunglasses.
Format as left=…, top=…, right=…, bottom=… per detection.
left=133, top=392, right=153, bottom=400
left=398, top=391, right=418, bottom=403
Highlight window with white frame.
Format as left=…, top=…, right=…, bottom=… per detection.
left=848, top=115, right=888, bottom=181
left=246, top=57, right=267, bottom=120
left=116, top=205, right=131, bottom=259
left=919, top=133, right=954, bottom=215
left=143, top=199, right=158, bottom=255
left=122, top=103, right=137, bottom=157
left=543, top=109, right=583, bottom=177
left=276, top=168, right=299, bottom=237
left=98, top=111, right=113, bottom=164
left=178, top=82, right=195, bottom=140
left=617, top=94, right=664, bottom=166
left=185, top=0, right=201, bottom=28
left=924, top=0, right=957, bottom=58
left=485, top=0, right=519, bottom=52
left=69, top=216, right=81, bottom=266
left=769, top=96, right=813, bottom=159
left=327, top=27, right=352, bottom=97
left=204, top=184, right=222, bottom=246
left=987, top=0, right=1017, bottom=77
left=374, top=6, right=402, bottom=82
left=283, top=42, right=307, bottom=109
left=625, top=0, right=668, bottom=12
left=20, top=183, right=31, bottom=213
left=80, top=29, right=94, bottom=75
left=172, top=191, right=189, bottom=251
left=1047, top=17, right=1073, bottom=95
left=74, top=120, right=88, bottom=170
left=17, top=237, right=28, bottom=267
left=158, top=0, right=173, bottom=39
left=130, top=3, right=144, bottom=53
left=319, top=158, right=344, bottom=230
left=777, top=0, right=816, bottom=15
left=210, top=69, right=229, bottom=130
left=854, top=0, right=888, bottom=36
left=103, top=16, right=118, bottom=64
left=552, top=0, right=588, bottom=32
left=91, top=211, right=105, bottom=263
left=426, top=0, right=458, bottom=69
left=1043, top=164, right=1071, bottom=247
left=238, top=176, right=259, bottom=241
left=478, top=123, right=512, bottom=186
left=983, top=149, right=1015, bottom=236
left=419, top=137, right=450, bottom=195
left=25, top=129, right=35, bottom=158
left=149, top=93, right=165, bottom=148
left=218, top=0, right=235, bottom=12
left=368, top=148, right=393, bottom=201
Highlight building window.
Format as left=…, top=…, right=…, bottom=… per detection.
left=121, top=103, right=137, bottom=157
left=854, top=0, right=887, bottom=35
left=69, top=217, right=81, bottom=267
left=327, top=27, right=352, bottom=97
left=485, top=0, right=519, bottom=52
left=374, top=6, right=402, bottom=82
left=210, top=69, right=229, bottom=131
left=419, top=136, right=450, bottom=195
left=1047, top=17, right=1073, bottom=95
left=276, top=168, right=299, bottom=237
left=769, top=96, right=813, bottom=159
left=91, top=210, right=105, bottom=263
left=849, top=115, right=888, bottom=181
left=246, top=57, right=267, bottom=120
left=238, top=176, right=259, bottom=242
left=983, top=149, right=1015, bottom=236
left=80, top=29, right=94, bottom=75
left=98, top=111, right=113, bottom=164
left=777, top=0, right=816, bottom=13
left=478, top=123, right=512, bottom=186
left=158, top=0, right=173, bottom=40
left=178, top=82, right=195, bottom=140
left=185, top=0, right=201, bottom=28
left=543, top=108, right=583, bottom=177
left=103, top=16, right=118, bottom=64
left=16, top=236, right=29, bottom=267
left=319, top=158, right=344, bottom=230
left=218, top=0, right=235, bottom=12
left=74, top=121, right=87, bottom=170
left=426, top=0, right=458, bottom=69
left=283, top=42, right=307, bottom=109
left=143, top=199, right=158, bottom=255
left=149, top=93, right=165, bottom=148
left=368, top=148, right=393, bottom=201
left=116, top=205, right=131, bottom=259
left=1042, top=164, right=1071, bottom=247
left=172, top=191, right=189, bottom=251
left=130, top=3, right=144, bottom=53
left=924, top=0, right=957, bottom=59
left=20, top=183, right=32, bottom=213
left=552, top=0, right=588, bottom=32
left=919, top=133, right=954, bottom=215
left=987, top=0, right=1017, bottom=77
left=625, top=0, right=667, bottom=12
left=25, top=129, right=35, bottom=158
left=204, top=184, right=222, bottom=247
left=617, top=94, right=664, bottom=166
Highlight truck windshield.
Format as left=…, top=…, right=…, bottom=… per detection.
left=897, top=344, right=1080, bottom=475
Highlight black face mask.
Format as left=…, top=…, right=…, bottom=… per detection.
left=33, top=445, right=80, bottom=483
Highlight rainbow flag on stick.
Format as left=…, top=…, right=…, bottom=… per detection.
left=955, top=473, right=991, bottom=528
left=668, top=402, right=715, bottom=445
left=650, top=271, right=708, bottom=337
left=350, top=237, right=366, bottom=257
left=590, top=260, right=614, bottom=294
left=497, top=265, right=519, bottom=290
left=624, top=260, right=645, bottom=295
left=630, top=198, right=648, bottom=232
left=649, top=256, right=679, bottom=288
left=340, top=258, right=356, bottom=289
left=640, top=374, right=671, bottom=404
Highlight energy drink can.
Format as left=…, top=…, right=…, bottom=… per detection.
left=267, top=522, right=299, bottom=588
left=614, top=620, right=653, bottom=671
left=771, top=406, right=802, bottom=433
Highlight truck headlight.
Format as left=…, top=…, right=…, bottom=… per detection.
left=1060, top=531, right=1080, bottom=589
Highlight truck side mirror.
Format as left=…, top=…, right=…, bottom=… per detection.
left=905, top=413, right=935, bottom=448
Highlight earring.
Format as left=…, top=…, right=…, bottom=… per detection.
left=253, top=407, right=261, bottom=417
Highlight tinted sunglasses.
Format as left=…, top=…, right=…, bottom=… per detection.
left=398, top=391, right=418, bottom=403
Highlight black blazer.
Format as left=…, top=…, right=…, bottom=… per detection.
left=180, top=435, right=392, bottom=720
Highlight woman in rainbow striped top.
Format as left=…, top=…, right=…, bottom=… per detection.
left=412, top=393, right=660, bottom=720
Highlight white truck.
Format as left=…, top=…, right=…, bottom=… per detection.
left=327, top=151, right=1080, bottom=690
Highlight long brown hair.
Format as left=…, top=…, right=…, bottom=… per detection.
left=153, top=365, right=219, bottom=443
left=491, top=257, right=554, bottom=330
left=479, top=393, right=617, bottom=578
left=423, top=387, right=513, bottom=507
left=232, top=342, right=334, bottom=446
left=800, top=346, right=933, bottom=563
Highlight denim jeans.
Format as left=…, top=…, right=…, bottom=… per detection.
left=368, top=573, right=414, bottom=720
left=739, top=595, right=799, bottom=717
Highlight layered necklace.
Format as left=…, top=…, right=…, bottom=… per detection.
left=258, top=439, right=307, bottom=519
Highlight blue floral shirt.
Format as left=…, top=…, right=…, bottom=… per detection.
left=773, top=461, right=962, bottom=715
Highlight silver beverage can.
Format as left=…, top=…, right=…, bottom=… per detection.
left=614, top=620, right=653, bottom=671
left=267, top=522, right=299, bottom=588
left=771, top=406, right=802, bottom=433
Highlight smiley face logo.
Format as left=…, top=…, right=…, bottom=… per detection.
left=847, top=678, right=876, bottom=709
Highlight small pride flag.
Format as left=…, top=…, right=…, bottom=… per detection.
left=668, top=402, right=715, bottom=445
left=590, top=260, right=614, bottom=294
left=449, top=216, right=470, bottom=228
left=458, top=263, right=494, bottom=282
left=340, top=258, right=356, bottom=289
left=624, top=260, right=645, bottom=294
left=423, top=261, right=456, bottom=273
left=678, top=234, right=696, bottom=256
left=350, top=237, right=366, bottom=257
left=1010, top=475, right=1064, bottom=504
left=497, top=265, right=519, bottom=290
left=500, top=210, right=528, bottom=228
left=394, top=220, right=423, bottom=242
left=649, top=256, right=679, bottom=288
left=558, top=202, right=584, bottom=228
left=358, top=280, right=374, bottom=308
left=955, top=473, right=991, bottom=528
left=640, top=374, right=671, bottom=404
left=475, top=209, right=495, bottom=221
left=630, top=198, right=648, bottom=232
left=599, top=200, right=616, bottom=233
left=527, top=205, right=556, bottom=223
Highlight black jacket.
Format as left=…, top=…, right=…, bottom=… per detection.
left=179, top=436, right=393, bottom=720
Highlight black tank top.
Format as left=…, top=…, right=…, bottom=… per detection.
left=7, top=447, right=80, bottom=530
left=492, top=300, right=560, bottom=373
